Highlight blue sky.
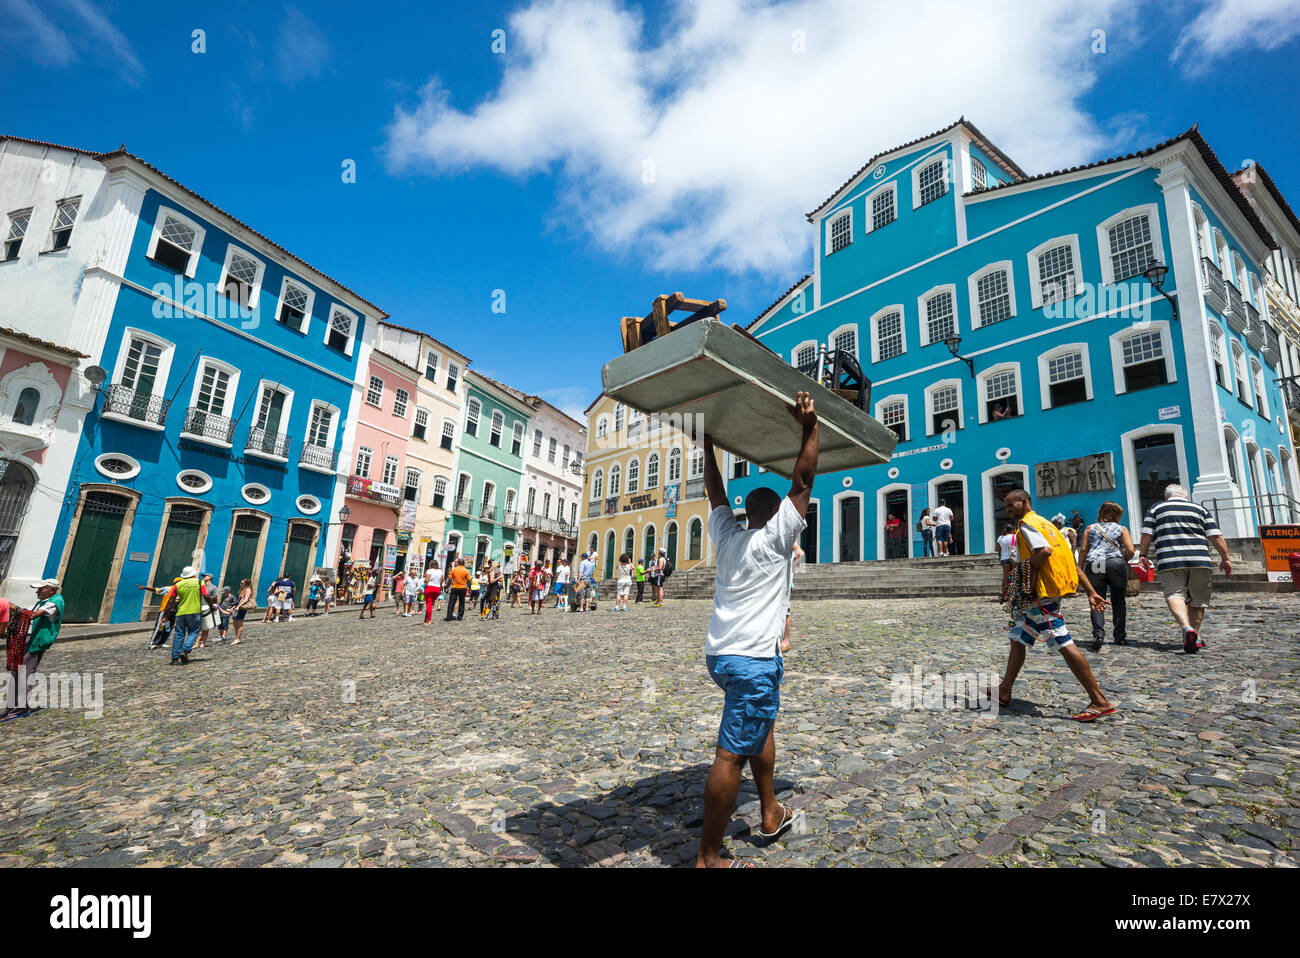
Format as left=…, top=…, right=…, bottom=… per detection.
left=3, top=0, right=1299, bottom=419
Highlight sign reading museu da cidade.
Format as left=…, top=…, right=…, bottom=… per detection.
left=1034, top=452, right=1116, bottom=498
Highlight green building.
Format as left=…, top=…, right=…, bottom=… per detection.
left=444, top=373, right=530, bottom=572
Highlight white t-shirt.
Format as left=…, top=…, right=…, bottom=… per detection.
left=996, top=533, right=1017, bottom=561
left=933, top=506, right=954, bottom=527
left=556, top=564, right=570, bottom=584
left=706, top=498, right=807, bottom=659
left=425, top=567, right=443, bottom=588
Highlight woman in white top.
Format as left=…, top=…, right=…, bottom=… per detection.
left=996, top=524, right=1017, bottom=601
left=1075, top=501, right=1135, bottom=651
left=613, top=553, right=633, bottom=611
left=919, top=508, right=936, bottom=558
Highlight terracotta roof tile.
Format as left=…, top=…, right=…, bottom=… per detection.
left=0, top=326, right=88, bottom=359
left=745, top=274, right=812, bottom=330
left=377, top=319, right=471, bottom=365
left=1239, top=164, right=1300, bottom=245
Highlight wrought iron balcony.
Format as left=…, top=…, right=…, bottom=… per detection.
left=1200, top=257, right=1227, bottom=316
left=685, top=478, right=706, bottom=500
left=1244, top=304, right=1265, bottom=349
left=627, top=419, right=642, bottom=439
left=587, top=501, right=601, bottom=518
left=299, top=442, right=339, bottom=472
left=246, top=426, right=292, bottom=460
left=347, top=475, right=401, bottom=507
left=556, top=522, right=579, bottom=539
left=103, top=384, right=170, bottom=427
left=1283, top=380, right=1300, bottom=414
left=452, top=496, right=475, bottom=516
left=1225, top=281, right=1247, bottom=333
left=479, top=503, right=498, bottom=522
left=503, top=509, right=522, bottom=527
left=1262, top=323, right=1282, bottom=366
left=182, top=406, right=235, bottom=445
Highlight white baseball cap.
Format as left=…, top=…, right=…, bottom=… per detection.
left=31, top=578, right=60, bottom=590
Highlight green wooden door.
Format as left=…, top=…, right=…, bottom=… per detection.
left=224, top=515, right=264, bottom=589
left=281, top=523, right=316, bottom=589
left=63, top=492, right=129, bottom=622
left=665, top=522, right=678, bottom=568
left=643, top=526, right=656, bottom=564
left=148, top=505, right=204, bottom=610
left=604, top=533, right=615, bottom=579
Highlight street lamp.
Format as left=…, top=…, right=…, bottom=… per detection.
left=944, top=335, right=975, bottom=378
left=1143, top=260, right=1180, bottom=321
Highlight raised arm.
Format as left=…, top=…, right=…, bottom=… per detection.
left=702, top=435, right=728, bottom=511
left=788, top=391, right=819, bottom=519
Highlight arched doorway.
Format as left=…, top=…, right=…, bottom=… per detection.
left=663, top=522, right=676, bottom=567
left=643, top=524, right=656, bottom=564
left=222, top=512, right=268, bottom=594
left=146, top=500, right=210, bottom=613
left=881, top=486, right=910, bottom=559
left=0, top=459, right=36, bottom=587
left=801, top=500, right=819, bottom=564
left=61, top=490, right=134, bottom=622
left=987, top=467, right=1028, bottom=553
left=281, top=521, right=319, bottom=589
left=604, top=531, right=615, bottom=578
left=837, top=492, right=862, bottom=562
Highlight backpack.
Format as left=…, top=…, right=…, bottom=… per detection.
left=663, top=558, right=674, bottom=578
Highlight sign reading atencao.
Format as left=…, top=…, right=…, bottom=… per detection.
left=1259, top=525, right=1300, bottom=583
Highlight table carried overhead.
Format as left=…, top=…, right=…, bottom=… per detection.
left=601, top=293, right=898, bottom=479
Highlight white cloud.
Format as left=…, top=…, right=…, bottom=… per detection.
left=0, top=0, right=143, bottom=82
left=539, top=385, right=598, bottom=423
left=276, top=6, right=331, bottom=86
left=384, top=0, right=1145, bottom=276
left=0, top=0, right=76, bottom=66
left=1172, top=0, right=1300, bottom=66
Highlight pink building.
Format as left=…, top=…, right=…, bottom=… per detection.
left=340, top=350, right=419, bottom=577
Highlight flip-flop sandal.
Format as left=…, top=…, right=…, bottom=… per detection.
left=983, top=684, right=1012, bottom=708
left=728, top=859, right=756, bottom=868
left=756, top=804, right=796, bottom=840
left=1071, top=705, right=1117, bottom=722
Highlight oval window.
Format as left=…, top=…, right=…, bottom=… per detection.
left=296, top=495, right=321, bottom=515
left=94, top=453, right=140, bottom=480
left=176, top=469, right=212, bottom=494
left=241, top=483, right=270, bottom=505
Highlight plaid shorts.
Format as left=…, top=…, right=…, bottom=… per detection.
left=1009, top=600, right=1074, bottom=650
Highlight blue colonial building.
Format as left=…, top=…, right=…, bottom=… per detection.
left=37, top=146, right=382, bottom=622
left=732, top=119, right=1299, bottom=562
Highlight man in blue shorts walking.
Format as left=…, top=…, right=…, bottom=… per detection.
left=695, top=391, right=818, bottom=868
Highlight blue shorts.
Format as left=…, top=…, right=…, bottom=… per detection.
left=706, top=654, right=783, bottom=756
left=935, top=524, right=952, bottom=544
left=1009, top=600, right=1074, bottom=650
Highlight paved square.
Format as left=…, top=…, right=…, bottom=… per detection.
left=1, top=593, right=1297, bottom=867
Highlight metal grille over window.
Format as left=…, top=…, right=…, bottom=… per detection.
left=872, top=190, right=895, bottom=230
left=1039, top=245, right=1076, bottom=304
left=179, top=472, right=209, bottom=491
left=877, top=311, right=903, bottom=360
left=918, top=162, right=947, bottom=206
left=51, top=199, right=78, bottom=249
left=829, top=213, right=851, bottom=253
left=4, top=210, right=30, bottom=260
left=834, top=329, right=856, bottom=357
left=155, top=216, right=197, bottom=271
left=225, top=251, right=258, bottom=303
left=279, top=282, right=309, bottom=325
left=99, top=457, right=134, bottom=475
left=1122, top=330, right=1163, bottom=365
left=1108, top=214, right=1153, bottom=283
left=795, top=346, right=817, bottom=376
left=926, top=292, right=955, bottom=344
left=328, top=309, right=353, bottom=351
left=977, top=270, right=1012, bottom=326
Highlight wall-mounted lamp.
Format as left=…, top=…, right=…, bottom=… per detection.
left=1143, top=260, right=1180, bottom=321
left=944, top=336, right=975, bottom=378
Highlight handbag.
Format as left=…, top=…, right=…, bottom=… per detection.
left=1091, top=525, right=1141, bottom=597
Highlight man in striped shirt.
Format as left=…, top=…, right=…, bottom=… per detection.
left=1138, top=484, right=1232, bottom=654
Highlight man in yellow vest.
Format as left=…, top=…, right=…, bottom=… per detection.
left=996, top=489, right=1115, bottom=721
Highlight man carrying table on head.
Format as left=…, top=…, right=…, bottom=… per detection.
left=695, top=391, right=818, bottom=868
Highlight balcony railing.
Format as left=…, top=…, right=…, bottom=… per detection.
left=587, top=501, right=601, bottom=518
left=503, top=509, right=522, bottom=527
left=299, top=442, right=339, bottom=472
left=103, top=384, right=170, bottom=427
left=1262, top=323, right=1282, bottom=366
left=1244, top=304, right=1265, bottom=349
left=1283, top=380, right=1300, bottom=414
left=347, top=476, right=401, bottom=507
left=183, top=406, right=235, bottom=444
left=627, top=419, right=643, bottom=439
left=246, top=426, right=292, bottom=459
left=479, top=503, right=498, bottom=522
left=1226, top=281, right=1247, bottom=333
left=453, top=496, right=475, bottom=516
left=1200, top=257, right=1227, bottom=316
left=685, top=478, right=706, bottom=500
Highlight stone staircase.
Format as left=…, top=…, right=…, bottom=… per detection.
left=600, top=548, right=1291, bottom=601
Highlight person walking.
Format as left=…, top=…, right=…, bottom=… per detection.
left=614, top=554, right=633, bottom=611
left=322, top=580, right=334, bottom=616
left=918, top=507, right=936, bottom=558
left=1052, top=513, right=1078, bottom=556
left=167, top=566, right=211, bottom=665
left=1, top=579, right=64, bottom=720
left=139, top=577, right=181, bottom=649
left=1138, top=484, right=1232, bottom=653
left=392, top=571, right=406, bottom=616
left=635, top=559, right=646, bottom=604
left=576, top=552, right=595, bottom=613
left=444, top=559, right=471, bottom=621
left=216, top=586, right=236, bottom=642
left=650, top=550, right=667, bottom=607
left=528, top=560, right=550, bottom=615
left=402, top=570, right=419, bottom=616
left=1075, top=502, right=1135, bottom=651
left=358, top=571, right=377, bottom=619
left=552, top=558, right=570, bottom=610
left=194, top=573, right=220, bottom=649
left=694, top=392, right=817, bottom=868
left=467, top=568, right=481, bottom=613
left=231, top=578, right=254, bottom=644
left=994, top=489, right=1115, bottom=721
left=424, top=563, right=443, bottom=623
left=509, top=571, right=523, bottom=608
left=932, top=499, right=954, bottom=556
left=996, top=524, right=1017, bottom=602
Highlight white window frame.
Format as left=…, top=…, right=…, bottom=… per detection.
left=975, top=362, right=1024, bottom=424
left=1109, top=320, right=1176, bottom=396
left=826, top=209, right=853, bottom=255
left=1096, top=203, right=1164, bottom=287
left=627, top=456, right=640, bottom=493
left=865, top=182, right=897, bottom=234
left=792, top=339, right=819, bottom=372
left=366, top=375, right=385, bottom=408
left=668, top=447, right=682, bottom=483
left=874, top=393, right=909, bottom=442
left=911, top=157, right=949, bottom=210
left=1027, top=234, right=1084, bottom=311
left=466, top=398, right=482, bottom=437
left=490, top=409, right=504, bottom=447
left=424, top=350, right=439, bottom=383
left=355, top=445, right=374, bottom=478
left=382, top=455, right=400, bottom=487
left=217, top=243, right=266, bottom=310
left=1037, top=342, right=1093, bottom=410
left=1230, top=340, right=1251, bottom=406
left=274, top=276, right=315, bottom=333
left=251, top=379, right=295, bottom=438
left=924, top=378, right=964, bottom=437
left=609, top=463, right=621, bottom=496
left=46, top=196, right=80, bottom=251
left=445, top=361, right=460, bottom=392
left=828, top=323, right=859, bottom=360
left=1213, top=228, right=1230, bottom=273
left=511, top=421, right=524, bottom=456
left=1251, top=358, right=1270, bottom=418
left=967, top=261, right=1017, bottom=328
left=869, top=305, right=906, bottom=364
left=325, top=305, right=358, bottom=357
left=440, top=419, right=455, bottom=450
left=591, top=468, right=604, bottom=501
left=412, top=407, right=430, bottom=440
left=917, top=284, right=960, bottom=348
left=596, top=415, right=609, bottom=438
left=646, top=452, right=660, bottom=489
left=184, top=357, right=240, bottom=436
left=146, top=206, right=206, bottom=278
left=393, top=387, right=409, bottom=418
left=110, top=327, right=176, bottom=418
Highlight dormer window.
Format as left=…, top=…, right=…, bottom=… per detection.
left=971, top=159, right=987, bottom=191
left=869, top=186, right=896, bottom=232
left=828, top=211, right=852, bottom=254
left=49, top=198, right=79, bottom=251
left=916, top=161, right=947, bottom=207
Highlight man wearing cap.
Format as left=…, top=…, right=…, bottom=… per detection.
left=2, top=579, right=63, bottom=720
left=166, top=566, right=210, bottom=665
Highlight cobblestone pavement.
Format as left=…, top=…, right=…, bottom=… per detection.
left=1, top=592, right=1297, bottom=868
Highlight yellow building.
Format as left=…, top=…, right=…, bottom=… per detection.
left=578, top=394, right=718, bottom=580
